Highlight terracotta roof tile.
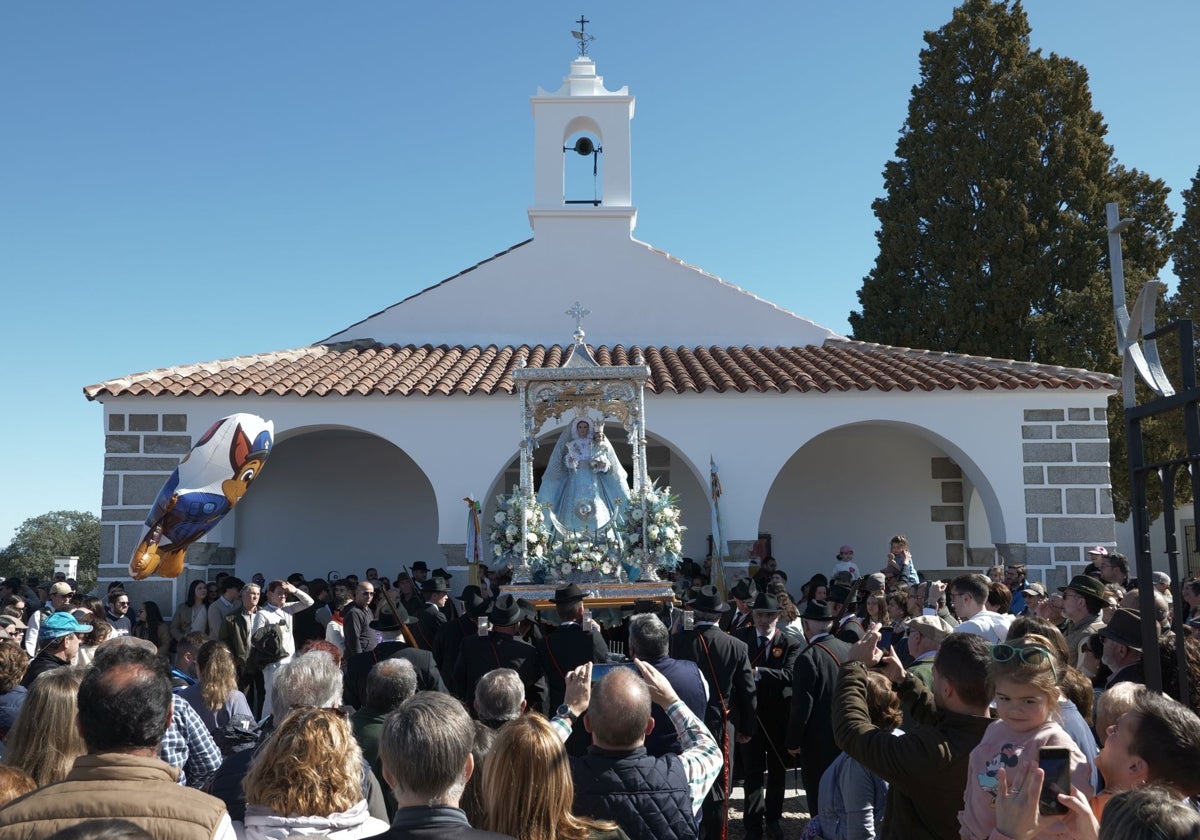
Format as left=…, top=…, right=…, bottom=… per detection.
left=83, top=340, right=1118, bottom=401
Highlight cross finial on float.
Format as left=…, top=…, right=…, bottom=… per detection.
left=566, top=301, right=590, bottom=345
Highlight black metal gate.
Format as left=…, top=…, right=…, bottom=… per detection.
left=1125, top=317, right=1197, bottom=707
left=1113, top=202, right=1196, bottom=707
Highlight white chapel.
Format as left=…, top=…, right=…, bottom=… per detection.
left=86, top=50, right=1120, bottom=607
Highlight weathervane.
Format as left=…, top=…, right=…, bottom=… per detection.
left=570, top=16, right=595, bottom=57
left=566, top=301, right=590, bottom=344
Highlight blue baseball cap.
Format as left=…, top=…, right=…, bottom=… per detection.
left=40, top=611, right=92, bottom=640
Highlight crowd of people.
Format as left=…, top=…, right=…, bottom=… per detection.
left=0, top=539, right=1196, bottom=840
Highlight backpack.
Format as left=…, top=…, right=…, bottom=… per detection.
left=245, top=622, right=287, bottom=673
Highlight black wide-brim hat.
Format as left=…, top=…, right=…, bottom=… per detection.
left=553, top=583, right=587, bottom=605
left=432, top=567, right=453, bottom=580
left=827, top=583, right=856, bottom=605
left=411, top=562, right=429, bottom=572
left=1098, top=607, right=1143, bottom=650
left=728, top=577, right=757, bottom=601
left=371, top=603, right=418, bottom=630
left=463, top=591, right=492, bottom=618
left=799, top=599, right=834, bottom=621
left=517, top=598, right=540, bottom=622
left=1058, top=574, right=1107, bottom=602
left=750, top=592, right=781, bottom=613
left=422, top=576, right=452, bottom=594
left=686, top=584, right=729, bottom=613
left=490, top=594, right=522, bottom=627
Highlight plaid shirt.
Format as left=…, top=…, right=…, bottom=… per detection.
left=552, top=698, right=721, bottom=813
left=159, top=694, right=222, bottom=787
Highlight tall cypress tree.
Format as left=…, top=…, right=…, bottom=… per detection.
left=1171, top=165, right=1200, bottom=323
left=850, top=0, right=1172, bottom=375
left=849, top=0, right=1175, bottom=519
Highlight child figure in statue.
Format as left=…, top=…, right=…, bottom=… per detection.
left=538, top=418, right=631, bottom=537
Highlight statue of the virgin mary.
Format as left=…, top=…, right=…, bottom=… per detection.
left=537, top=417, right=631, bottom=537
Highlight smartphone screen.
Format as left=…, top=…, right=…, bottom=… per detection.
left=683, top=610, right=695, bottom=631
left=877, top=628, right=894, bottom=652
left=591, top=662, right=637, bottom=682
left=1037, top=747, right=1071, bottom=816
left=477, top=616, right=489, bottom=637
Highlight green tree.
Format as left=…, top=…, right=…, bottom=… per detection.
left=0, top=510, right=100, bottom=592
left=1170, top=164, right=1200, bottom=322
left=849, top=0, right=1174, bottom=518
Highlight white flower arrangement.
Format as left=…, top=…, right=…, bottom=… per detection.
left=488, top=486, right=549, bottom=567
left=617, top=484, right=686, bottom=571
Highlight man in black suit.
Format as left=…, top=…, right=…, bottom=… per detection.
left=410, top=576, right=450, bottom=651
left=453, top=594, right=546, bottom=715
left=431, top=568, right=460, bottom=620
left=374, top=692, right=514, bottom=840
left=535, top=583, right=610, bottom=755
left=343, top=602, right=446, bottom=707
left=434, top=586, right=491, bottom=677
left=670, top=584, right=757, bottom=840
left=829, top=583, right=865, bottom=643
left=733, top=592, right=802, bottom=840
left=721, top=578, right=756, bottom=634
left=785, top=599, right=852, bottom=815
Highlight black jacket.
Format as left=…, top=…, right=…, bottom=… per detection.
left=410, top=603, right=447, bottom=652
left=669, top=624, right=757, bottom=739
left=785, top=632, right=851, bottom=756
left=536, top=624, right=610, bottom=711
left=453, top=631, right=546, bottom=715
left=344, top=640, right=447, bottom=707
left=733, top=625, right=802, bottom=720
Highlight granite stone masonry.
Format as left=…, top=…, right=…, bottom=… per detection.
left=1020, top=407, right=1116, bottom=590
left=98, top=412, right=197, bottom=606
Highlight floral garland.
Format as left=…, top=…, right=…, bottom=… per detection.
left=616, top=484, right=686, bottom=571
left=545, top=538, right=619, bottom=577
left=489, top=486, right=549, bottom=566
left=491, top=485, right=685, bottom=580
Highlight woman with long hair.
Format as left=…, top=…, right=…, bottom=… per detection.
left=242, top=706, right=389, bottom=839
left=171, top=580, right=210, bottom=644
left=132, top=601, right=170, bottom=656
left=76, top=618, right=111, bottom=667
left=480, top=714, right=628, bottom=840
left=0, top=642, right=28, bottom=740
left=863, top=593, right=889, bottom=629
left=2, top=666, right=86, bottom=786
left=178, top=641, right=252, bottom=740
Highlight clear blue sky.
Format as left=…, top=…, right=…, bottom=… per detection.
left=2, top=1, right=1197, bottom=545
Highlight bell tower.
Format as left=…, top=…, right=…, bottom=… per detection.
left=528, top=21, right=636, bottom=236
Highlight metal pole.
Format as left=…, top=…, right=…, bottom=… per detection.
left=1128, top=414, right=1164, bottom=692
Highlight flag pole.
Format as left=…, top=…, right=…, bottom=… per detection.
left=710, top=456, right=728, bottom=600
left=464, top=496, right=482, bottom=588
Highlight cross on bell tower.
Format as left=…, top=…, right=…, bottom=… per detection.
left=528, top=19, right=636, bottom=235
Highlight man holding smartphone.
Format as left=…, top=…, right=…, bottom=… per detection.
left=537, top=583, right=609, bottom=756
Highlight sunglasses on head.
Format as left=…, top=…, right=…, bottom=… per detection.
left=991, top=642, right=1058, bottom=681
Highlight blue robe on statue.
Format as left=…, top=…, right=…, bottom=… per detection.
left=538, top=419, right=630, bottom=538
